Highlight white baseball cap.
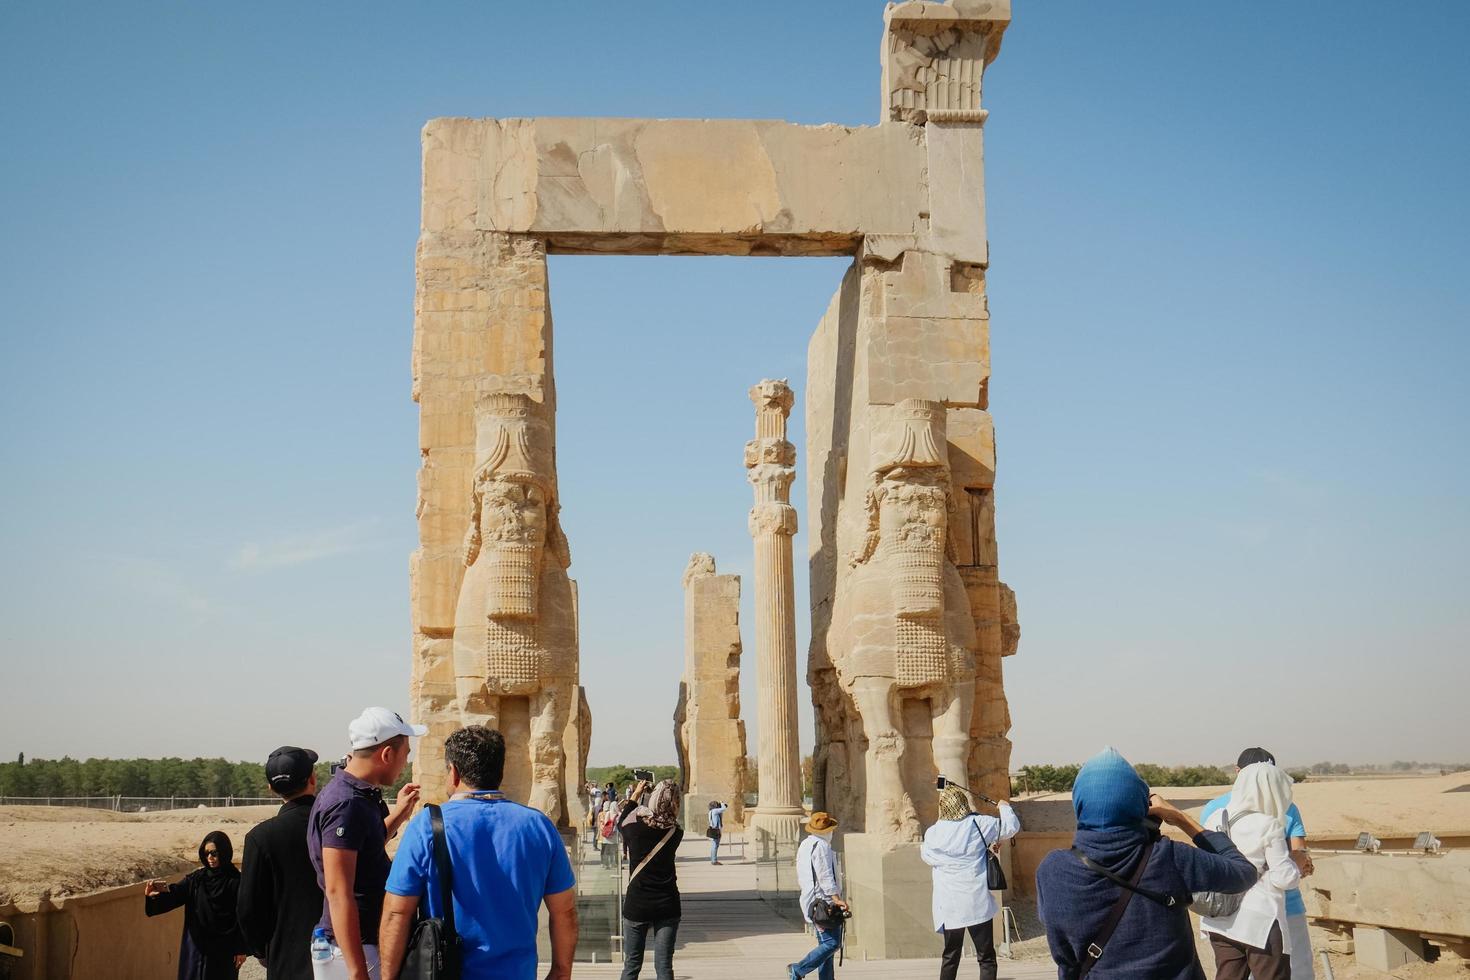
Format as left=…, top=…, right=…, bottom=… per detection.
left=348, top=707, right=428, bottom=750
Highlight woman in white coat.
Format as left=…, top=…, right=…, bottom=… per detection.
left=921, top=786, right=1021, bottom=980
left=1200, top=763, right=1302, bottom=980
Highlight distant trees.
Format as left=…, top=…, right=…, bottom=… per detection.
left=0, top=757, right=338, bottom=799
left=1015, top=763, right=1234, bottom=794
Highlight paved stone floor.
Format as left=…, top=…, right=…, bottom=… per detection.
left=573, top=837, right=1055, bottom=979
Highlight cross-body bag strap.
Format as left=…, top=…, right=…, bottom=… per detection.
left=1075, top=837, right=1158, bottom=979
left=428, top=803, right=457, bottom=942
left=974, top=814, right=995, bottom=850
left=1070, top=844, right=1178, bottom=909
left=628, top=825, right=677, bottom=886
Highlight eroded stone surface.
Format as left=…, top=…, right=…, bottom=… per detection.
left=675, top=554, right=748, bottom=828
left=807, top=248, right=1016, bottom=848
left=412, top=1, right=1015, bottom=860
left=409, top=231, right=585, bottom=822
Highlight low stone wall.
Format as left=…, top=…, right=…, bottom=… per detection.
left=0, top=882, right=179, bottom=980
left=1008, top=830, right=1072, bottom=901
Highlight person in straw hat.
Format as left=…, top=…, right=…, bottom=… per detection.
left=790, top=812, right=848, bottom=980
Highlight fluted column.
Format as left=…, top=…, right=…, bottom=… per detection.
left=745, top=379, right=805, bottom=844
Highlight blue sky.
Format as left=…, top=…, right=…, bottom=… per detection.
left=1, top=2, right=1466, bottom=773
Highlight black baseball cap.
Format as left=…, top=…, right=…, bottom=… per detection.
left=1237, top=747, right=1276, bottom=768
left=266, top=746, right=319, bottom=793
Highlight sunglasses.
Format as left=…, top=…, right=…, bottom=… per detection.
left=204, top=849, right=221, bottom=857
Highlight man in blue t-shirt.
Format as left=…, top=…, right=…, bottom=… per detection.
left=1200, top=746, right=1315, bottom=980
left=379, top=726, right=577, bottom=980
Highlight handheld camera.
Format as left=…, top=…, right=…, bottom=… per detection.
left=632, top=768, right=656, bottom=783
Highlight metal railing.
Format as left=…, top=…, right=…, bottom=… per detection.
left=0, top=795, right=277, bottom=812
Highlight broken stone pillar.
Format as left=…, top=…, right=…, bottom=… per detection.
left=745, top=380, right=805, bottom=844
left=675, top=553, right=749, bottom=830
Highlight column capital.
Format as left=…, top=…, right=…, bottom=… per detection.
left=749, top=502, right=798, bottom=538
left=744, top=438, right=797, bottom=470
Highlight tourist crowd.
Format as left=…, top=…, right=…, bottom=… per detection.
left=140, top=712, right=1313, bottom=980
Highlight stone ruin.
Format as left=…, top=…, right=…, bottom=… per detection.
left=409, top=0, right=1018, bottom=953
left=673, top=553, right=749, bottom=830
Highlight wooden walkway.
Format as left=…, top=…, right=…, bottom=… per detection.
left=573, top=837, right=1055, bottom=979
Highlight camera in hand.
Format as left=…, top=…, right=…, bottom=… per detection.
left=632, top=768, right=655, bottom=783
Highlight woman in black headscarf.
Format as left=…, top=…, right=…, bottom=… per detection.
left=144, top=830, right=249, bottom=979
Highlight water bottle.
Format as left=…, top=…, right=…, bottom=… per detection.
left=309, top=927, right=334, bottom=979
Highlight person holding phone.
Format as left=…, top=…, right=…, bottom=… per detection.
left=922, top=786, right=1020, bottom=980
left=1035, top=747, right=1257, bottom=979
left=145, top=830, right=249, bottom=978
left=616, top=778, right=684, bottom=980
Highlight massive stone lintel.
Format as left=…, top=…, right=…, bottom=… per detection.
left=421, top=112, right=991, bottom=265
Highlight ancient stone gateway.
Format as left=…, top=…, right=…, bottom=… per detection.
left=409, top=0, right=1019, bottom=956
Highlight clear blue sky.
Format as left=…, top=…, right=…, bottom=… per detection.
left=2, top=2, right=1466, bottom=774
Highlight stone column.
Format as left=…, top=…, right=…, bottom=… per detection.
left=745, top=379, right=805, bottom=844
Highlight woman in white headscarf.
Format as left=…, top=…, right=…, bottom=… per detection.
left=1200, top=763, right=1302, bottom=980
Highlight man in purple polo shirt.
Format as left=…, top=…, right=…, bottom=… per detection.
left=307, top=707, right=424, bottom=979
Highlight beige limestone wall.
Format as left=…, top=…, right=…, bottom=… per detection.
left=410, top=224, right=582, bottom=820
left=676, top=554, right=748, bottom=827
left=0, top=883, right=180, bottom=980
left=807, top=245, right=1017, bottom=844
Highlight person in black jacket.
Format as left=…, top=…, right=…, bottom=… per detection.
left=617, top=778, right=684, bottom=980
left=145, top=830, right=249, bottom=979
left=238, top=746, right=323, bottom=979
left=1036, top=748, right=1258, bottom=980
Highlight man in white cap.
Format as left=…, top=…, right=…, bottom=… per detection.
left=307, top=707, right=425, bottom=979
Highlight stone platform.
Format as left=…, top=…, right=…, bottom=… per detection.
left=570, top=837, right=1053, bottom=979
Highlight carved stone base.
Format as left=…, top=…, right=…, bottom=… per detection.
left=748, top=806, right=806, bottom=855
left=840, top=833, right=951, bottom=960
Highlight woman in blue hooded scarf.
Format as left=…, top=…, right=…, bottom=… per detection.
left=1036, top=748, right=1257, bottom=979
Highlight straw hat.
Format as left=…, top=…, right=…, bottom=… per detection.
left=806, top=811, right=838, bottom=833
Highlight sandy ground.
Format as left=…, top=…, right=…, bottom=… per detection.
left=1015, top=771, right=1470, bottom=838
left=0, top=804, right=278, bottom=904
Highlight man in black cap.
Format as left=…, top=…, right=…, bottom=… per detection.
left=238, top=746, right=325, bottom=979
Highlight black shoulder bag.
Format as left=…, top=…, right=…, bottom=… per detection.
left=805, top=843, right=846, bottom=929
left=1071, top=838, right=1172, bottom=978
left=401, top=803, right=461, bottom=980
left=978, top=816, right=1008, bottom=892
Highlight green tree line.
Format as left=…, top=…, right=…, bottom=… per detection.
left=1014, top=763, right=1246, bottom=794
left=0, top=756, right=340, bottom=799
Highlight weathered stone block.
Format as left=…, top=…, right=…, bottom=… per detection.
left=1354, top=926, right=1427, bottom=972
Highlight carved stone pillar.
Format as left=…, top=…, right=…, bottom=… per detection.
left=745, top=379, right=805, bottom=844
